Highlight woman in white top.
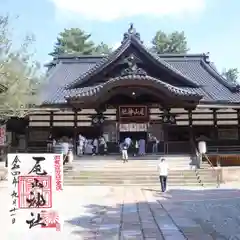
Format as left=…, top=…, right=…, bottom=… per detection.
left=61, top=136, right=69, bottom=165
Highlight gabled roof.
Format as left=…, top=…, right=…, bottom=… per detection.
left=41, top=25, right=240, bottom=105
left=65, top=25, right=198, bottom=89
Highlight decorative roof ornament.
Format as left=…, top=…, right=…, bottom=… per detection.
left=122, top=23, right=143, bottom=43
left=121, top=53, right=147, bottom=76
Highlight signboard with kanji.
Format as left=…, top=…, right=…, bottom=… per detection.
left=119, top=105, right=148, bottom=121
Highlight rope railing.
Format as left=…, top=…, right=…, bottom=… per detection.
left=202, top=153, right=220, bottom=188
left=190, top=139, right=220, bottom=188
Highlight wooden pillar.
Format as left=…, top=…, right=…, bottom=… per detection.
left=25, top=126, right=29, bottom=153
left=50, top=111, right=53, bottom=135
left=237, top=109, right=240, bottom=141
left=188, top=108, right=193, bottom=138
left=187, top=109, right=194, bottom=153
left=212, top=109, right=218, bottom=141
left=73, top=109, right=78, bottom=154
left=162, top=108, right=169, bottom=154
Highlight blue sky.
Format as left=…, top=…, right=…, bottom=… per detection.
left=1, top=0, right=240, bottom=74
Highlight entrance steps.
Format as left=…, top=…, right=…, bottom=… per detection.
left=72, top=154, right=195, bottom=170
left=64, top=156, right=217, bottom=187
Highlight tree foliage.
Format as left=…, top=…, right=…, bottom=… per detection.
left=94, top=42, right=112, bottom=55
left=50, top=28, right=96, bottom=56
left=0, top=15, right=43, bottom=119
left=151, top=30, right=189, bottom=54
left=222, top=68, right=239, bottom=84
left=50, top=28, right=113, bottom=56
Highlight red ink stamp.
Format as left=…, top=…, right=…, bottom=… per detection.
left=18, top=176, right=52, bottom=209
left=40, top=210, right=61, bottom=231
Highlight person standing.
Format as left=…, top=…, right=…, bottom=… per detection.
left=99, top=136, right=106, bottom=155
left=78, top=134, right=85, bottom=156
left=47, top=134, right=53, bottom=152
left=152, top=136, right=159, bottom=154
left=157, top=158, right=169, bottom=192
left=133, top=139, right=139, bottom=157
left=61, top=137, right=70, bottom=165
left=122, top=142, right=128, bottom=163
left=124, top=136, right=132, bottom=148
left=92, top=138, right=99, bottom=155
left=138, top=138, right=146, bottom=156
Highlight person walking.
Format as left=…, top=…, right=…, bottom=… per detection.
left=157, top=158, right=169, bottom=192
left=122, top=142, right=128, bottom=163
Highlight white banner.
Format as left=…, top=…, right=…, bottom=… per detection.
left=119, top=123, right=148, bottom=132
left=8, top=153, right=64, bottom=237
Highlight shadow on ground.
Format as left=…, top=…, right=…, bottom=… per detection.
left=66, top=188, right=240, bottom=239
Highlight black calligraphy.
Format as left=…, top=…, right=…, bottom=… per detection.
left=26, top=178, right=46, bottom=207
left=26, top=212, right=46, bottom=229
left=120, top=106, right=146, bottom=117
left=28, top=157, right=47, bottom=175
left=10, top=155, right=21, bottom=224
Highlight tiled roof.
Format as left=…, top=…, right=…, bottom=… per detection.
left=41, top=26, right=240, bottom=105
left=41, top=61, right=96, bottom=104
left=65, top=31, right=198, bottom=89
left=41, top=53, right=240, bottom=104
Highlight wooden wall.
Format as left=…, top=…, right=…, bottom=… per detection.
left=28, top=107, right=240, bottom=127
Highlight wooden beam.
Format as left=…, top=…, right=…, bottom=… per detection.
left=188, top=109, right=192, bottom=127
left=50, top=111, right=53, bottom=128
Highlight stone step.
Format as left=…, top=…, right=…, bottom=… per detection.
left=64, top=169, right=216, bottom=175
left=64, top=171, right=215, bottom=176
left=74, top=163, right=192, bottom=167
left=72, top=159, right=192, bottom=164
left=64, top=175, right=217, bottom=181
left=74, top=155, right=192, bottom=161
left=63, top=181, right=216, bottom=186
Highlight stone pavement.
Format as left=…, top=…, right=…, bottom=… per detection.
left=1, top=181, right=240, bottom=239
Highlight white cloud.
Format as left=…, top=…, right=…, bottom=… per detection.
left=50, top=0, right=206, bottom=22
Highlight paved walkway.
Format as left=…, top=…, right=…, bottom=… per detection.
left=1, top=181, right=240, bottom=239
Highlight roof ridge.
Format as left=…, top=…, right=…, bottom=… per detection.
left=158, top=53, right=205, bottom=58
left=132, top=39, right=199, bottom=87
left=65, top=27, right=199, bottom=89
left=200, top=60, right=240, bottom=92
left=64, top=39, right=131, bottom=89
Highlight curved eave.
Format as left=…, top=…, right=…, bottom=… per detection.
left=65, top=75, right=202, bottom=101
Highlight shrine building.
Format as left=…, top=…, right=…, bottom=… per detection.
left=27, top=25, right=240, bottom=155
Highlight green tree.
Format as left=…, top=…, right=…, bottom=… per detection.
left=151, top=30, right=189, bottom=54
left=50, top=28, right=95, bottom=56
left=222, top=68, right=239, bottom=84
left=94, top=42, right=112, bottom=55
left=0, top=15, right=43, bottom=119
